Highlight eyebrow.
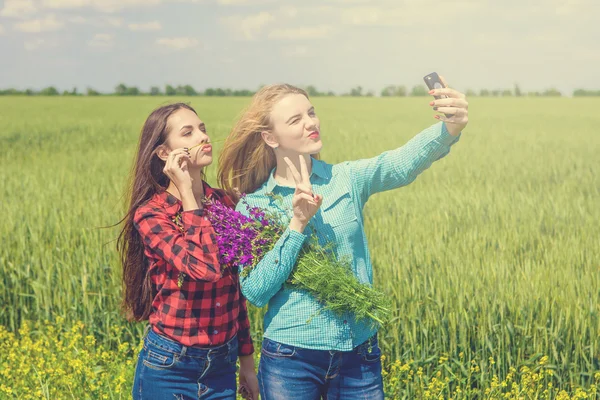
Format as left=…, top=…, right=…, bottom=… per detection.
left=285, top=107, right=314, bottom=124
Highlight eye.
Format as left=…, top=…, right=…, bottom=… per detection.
left=309, top=110, right=316, bottom=116
left=291, top=118, right=300, bottom=125
left=183, top=131, right=192, bottom=136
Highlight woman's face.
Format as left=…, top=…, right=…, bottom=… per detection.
left=164, top=108, right=213, bottom=168
left=265, top=94, right=322, bottom=155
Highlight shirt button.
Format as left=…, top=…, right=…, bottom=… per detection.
left=274, top=259, right=279, bottom=264
left=216, top=302, right=221, bottom=307
left=213, top=330, right=219, bottom=335
left=343, top=320, right=348, bottom=324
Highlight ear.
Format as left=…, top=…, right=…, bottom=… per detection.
left=261, top=130, right=279, bottom=149
left=156, top=144, right=170, bottom=161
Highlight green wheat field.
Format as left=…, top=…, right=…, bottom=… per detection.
left=1, top=96, right=599, bottom=399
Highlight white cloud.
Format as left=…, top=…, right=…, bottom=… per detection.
left=15, top=15, right=64, bottom=33
left=282, top=45, right=309, bottom=58
left=128, top=21, right=162, bottom=31
left=68, top=15, right=87, bottom=24
left=88, top=33, right=114, bottom=48
left=41, top=0, right=89, bottom=9
left=24, top=38, right=46, bottom=50
left=156, top=37, right=199, bottom=49
left=217, top=0, right=275, bottom=4
left=220, top=11, right=274, bottom=40
left=340, top=7, right=398, bottom=26
left=278, top=5, right=298, bottom=18
left=40, top=0, right=160, bottom=12
left=269, top=25, right=333, bottom=40
left=104, top=17, right=123, bottom=27
left=0, top=0, right=38, bottom=18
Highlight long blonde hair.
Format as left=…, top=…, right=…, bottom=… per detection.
left=218, top=83, right=319, bottom=201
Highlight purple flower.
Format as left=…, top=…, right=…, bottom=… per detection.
left=204, top=197, right=279, bottom=269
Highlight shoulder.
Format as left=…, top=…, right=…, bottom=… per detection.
left=207, top=186, right=236, bottom=209
left=133, top=193, right=167, bottom=224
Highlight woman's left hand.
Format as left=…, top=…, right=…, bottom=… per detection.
left=238, top=355, right=259, bottom=400
left=429, top=75, right=469, bottom=136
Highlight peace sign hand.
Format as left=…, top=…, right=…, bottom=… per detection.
left=284, top=155, right=323, bottom=232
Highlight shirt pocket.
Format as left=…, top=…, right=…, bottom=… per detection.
left=142, top=343, right=178, bottom=370
left=321, top=187, right=358, bottom=228
left=317, top=186, right=361, bottom=260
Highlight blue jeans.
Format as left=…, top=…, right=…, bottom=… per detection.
left=258, top=335, right=384, bottom=400
left=132, top=328, right=238, bottom=400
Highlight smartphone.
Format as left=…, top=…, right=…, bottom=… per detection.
left=423, top=72, right=451, bottom=117
left=423, top=72, right=447, bottom=99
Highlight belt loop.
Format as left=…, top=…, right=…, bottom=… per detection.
left=180, top=344, right=188, bottom=358
left=143, top=324, right=152, bottom=338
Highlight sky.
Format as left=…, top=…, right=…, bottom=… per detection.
left=0, top=0, right=599, bottom=95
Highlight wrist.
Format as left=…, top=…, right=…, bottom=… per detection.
left=239, top=354, right=255, bottom=369
left=444, top=122, right=462, bottom=137
left=289, top=217, right=307, bottom=233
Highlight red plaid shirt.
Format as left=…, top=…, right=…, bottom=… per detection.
left=133, top=182, right=254, bottom=356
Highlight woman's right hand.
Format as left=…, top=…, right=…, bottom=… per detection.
left=162, top=148, right=192, bottom=192
left=284, top=155, right=323, bottom=233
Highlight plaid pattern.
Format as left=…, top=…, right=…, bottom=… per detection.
left=238, top=122, right=460, bottom=351
left=134, top=182, right=254, bottom=356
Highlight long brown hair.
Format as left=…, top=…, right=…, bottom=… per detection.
left=117, top=102, right=197, bottom=321
left=218, top=84, right=319, bottom=201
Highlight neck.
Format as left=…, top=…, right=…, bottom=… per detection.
left=274, top=152, right=312, bottom=187
left=166, top=167, right=205, bottom=203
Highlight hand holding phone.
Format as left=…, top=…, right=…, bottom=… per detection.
left=422, top=72, right=470, bottom=135
left=424, top=72, right=453, bottom=118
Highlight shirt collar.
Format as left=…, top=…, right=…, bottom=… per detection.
left=156, top=181, right=215, bottom=215
left=265, top=157, right=330, bottom=193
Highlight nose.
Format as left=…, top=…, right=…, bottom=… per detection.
left=199, top=131, right=210, bottom=142
left=305, top=116, right=317, bottom=131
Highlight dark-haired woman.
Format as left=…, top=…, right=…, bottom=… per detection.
left=117, top=103, right=258, bottom=400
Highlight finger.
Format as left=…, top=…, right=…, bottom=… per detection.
left=431, top=98, right=468, bottom=108
left=435, top=112, right=467, bottom=124
left=173, top=153, right=189, bottom=168
left=296, top=193, right=317, bottom=204
left=283, top=157, right=302, bottom=185
left=168, top=149, right=189, bottom=165
left=430, top=87, right=465, bottom=99
left=433, top=106, right=458, bottom=115
left=170, top=148, right=189, bottom=157
left=299, top=155, right=311, bottom=187
left=315, top=194, right=323, bottom=207
left=295, top=184, right=315, bottom=197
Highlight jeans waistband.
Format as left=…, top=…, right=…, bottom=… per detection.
left=145, top=327, right=238, bottom=358
left=353, top=333, right=378, bottom=353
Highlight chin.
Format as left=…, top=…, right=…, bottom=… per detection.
left=308, top=142, right=323, bottom=155
left=196, top=156, right=213, bottom=168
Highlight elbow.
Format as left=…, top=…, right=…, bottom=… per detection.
left=186, top=264, right=223, bottom=282
left=240, top=282, right=268, bottom=308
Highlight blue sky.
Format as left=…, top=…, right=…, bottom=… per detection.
left=0, top=0, right=598, bottom=94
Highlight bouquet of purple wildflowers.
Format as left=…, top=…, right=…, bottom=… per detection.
left=204, top=195, right=391, bottom=327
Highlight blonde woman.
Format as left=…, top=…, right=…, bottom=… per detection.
left=218, top=82, right=468, bottom=399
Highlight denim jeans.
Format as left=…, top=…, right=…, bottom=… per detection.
left=258, top=335, right=384, bottom=400
left=132, top=328, right=238, bottom=400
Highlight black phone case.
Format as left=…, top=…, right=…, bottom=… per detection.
left=423, top=72, right=452, bottom=117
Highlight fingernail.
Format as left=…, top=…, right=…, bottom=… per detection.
left=429, top=101, right=434, bottom=106
left=429, top=90, right=434, bottom=94
left=434, top=115, right=440, bottom=119
left=433, top=107, right=438, bottom=111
